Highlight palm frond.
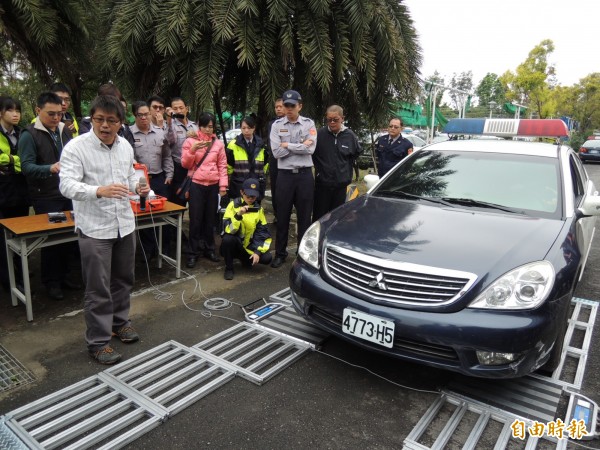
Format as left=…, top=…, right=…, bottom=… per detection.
left=234, top=12, right=259, bottom=68
left=265, top=0, right=291, bottom=24
left=210, top=0, right=241, bottom=42
left=193, top=39, right=229, bottom=107
left=297, top=13, right=333, bottom=91
left=306, top=0, right=331, bottom=17
left=11, top=0, right=59, bottom=47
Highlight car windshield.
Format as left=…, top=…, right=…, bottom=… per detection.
left=582, top=140, right=600, bottom=149
left=374, top=150, right=561, bottom=217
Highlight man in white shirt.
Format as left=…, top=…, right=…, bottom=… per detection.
left=59, top=95, right=150, bottom=365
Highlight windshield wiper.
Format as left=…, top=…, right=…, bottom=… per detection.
left=440, top=197, right=521, bottom=214
left=377, top=190, right=454, bottom=206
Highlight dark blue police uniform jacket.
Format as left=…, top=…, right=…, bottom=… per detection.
left=375, top=134, right=413, bottom=176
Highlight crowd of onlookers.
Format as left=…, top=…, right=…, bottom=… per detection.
left=1, top=83, right=413, bottom=364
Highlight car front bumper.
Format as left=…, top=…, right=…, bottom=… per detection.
left=290, top=259, right=568, bottom=378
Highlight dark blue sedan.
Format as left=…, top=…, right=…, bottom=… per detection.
left=290, top=119, right=600, bottom=378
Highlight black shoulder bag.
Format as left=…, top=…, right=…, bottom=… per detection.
left=176, top=138, right=215, bottom=201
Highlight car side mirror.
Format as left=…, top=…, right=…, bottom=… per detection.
left=577, top=193, right=600, bottom=217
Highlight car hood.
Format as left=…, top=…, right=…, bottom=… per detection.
left=323, top=196, right=565, bottom=279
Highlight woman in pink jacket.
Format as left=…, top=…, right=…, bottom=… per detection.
left=181, top=112, right=228, bottom=268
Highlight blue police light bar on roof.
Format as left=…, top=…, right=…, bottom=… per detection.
left=444, top=119, right=569, bottom=138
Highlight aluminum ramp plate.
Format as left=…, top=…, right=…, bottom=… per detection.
left=192, top=322, right=312, bottom=385
left=269, top=287, right=294, bottom=307
left=403, top=392, right=568, bottom=450
left=447, top=376, right=562, bottom=424
left=2, top=375, right=165, bottom=450
left=103, top=340, right=236, bottom=416
left=248, top=305, right=330, bottom=348
left=0, top=418, right=28, bottom=450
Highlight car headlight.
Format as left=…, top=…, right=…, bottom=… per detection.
left=469, top=261, right=555, bottom=310
left=298, top=221, right=320, bottom=269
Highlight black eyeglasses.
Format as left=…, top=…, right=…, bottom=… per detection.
left=91, top=116, right=120, bottom=125
left=136, top=113, right=150, bottom=118
left=151, top=105, right=165, bottom=110
left=283, top=103, right=297, bottom=108
left=326, top=118, right=341, bottom=123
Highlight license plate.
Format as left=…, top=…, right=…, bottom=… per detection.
left=342, top=308, right=395, bottom=348
left=590, top=149, right=599, bottom=154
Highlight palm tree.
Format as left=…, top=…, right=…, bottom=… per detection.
left=0, top=0, right=100, bottom=117
left=102, top=0, right=422, bottom=133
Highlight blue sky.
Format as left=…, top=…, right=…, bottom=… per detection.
left=403, top=0, right=597, bottom=87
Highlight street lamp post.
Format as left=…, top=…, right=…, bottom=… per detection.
left=489, top=101, right=497, bottom=118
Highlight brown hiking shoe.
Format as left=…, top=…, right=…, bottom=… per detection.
left=112, top=326, right=140, bottom=343
left=89, top=346, right=122, bottom=365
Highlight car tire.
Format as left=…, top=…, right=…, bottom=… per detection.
left=537, top=308, right=569, bottom=376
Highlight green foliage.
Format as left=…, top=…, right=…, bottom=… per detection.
left=571, top=73, right=600, bottom=135
left=0, top=42, right=45, bottom=124
left=475, top=73, right=505, bottom=107
left=1, top=0, right=104, bottom=117
left=501, top=40, right=556, bottom=119
left=448, top=71, right=473, bottom=112
left=569, top=131, right=586, bottom=151
left=99, top=0, right=422, bottom=131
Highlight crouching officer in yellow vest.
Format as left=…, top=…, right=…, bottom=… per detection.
left=220, top=178, right=272, bottom=280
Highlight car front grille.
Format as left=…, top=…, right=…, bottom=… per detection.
left=324, top=245, right=477, bottom=307
left=311, top=306, right=458, bottom=361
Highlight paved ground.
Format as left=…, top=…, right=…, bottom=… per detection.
left=1, top=175, right=600, bottom=449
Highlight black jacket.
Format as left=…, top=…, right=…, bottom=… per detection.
left=20, top=123, right=72, bottom=200
left=375, top=134, right=413, bottom=176
left=313, top=127, right=361, bottom=186
left=0, top=127, right=29, bottom=208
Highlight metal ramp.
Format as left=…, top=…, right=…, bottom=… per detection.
left=447, top=376, right=563, bottom=424
left=0, top=418, right=28, bottom=450
left=192, top=322, right=312, bottom=385
left=406, top=297, right=598, bottom=449
left=103, top=340, right=236, bottom=416
left=269, top=287, right=294, bottom=306
left=403, top=392, right=568, bottom=450
left=2, top=375, right=166, bottom=450
left=1, top=317, right=314, bottom=448
left=243, top=288, right=330, bottom=347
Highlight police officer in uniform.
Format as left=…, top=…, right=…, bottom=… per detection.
left=375, top=118, right=413, bottom=177
left=269, top=90, right=317, bottom=268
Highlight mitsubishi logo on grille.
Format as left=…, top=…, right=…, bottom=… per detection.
left=368, top=271, right=388, bottom=291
